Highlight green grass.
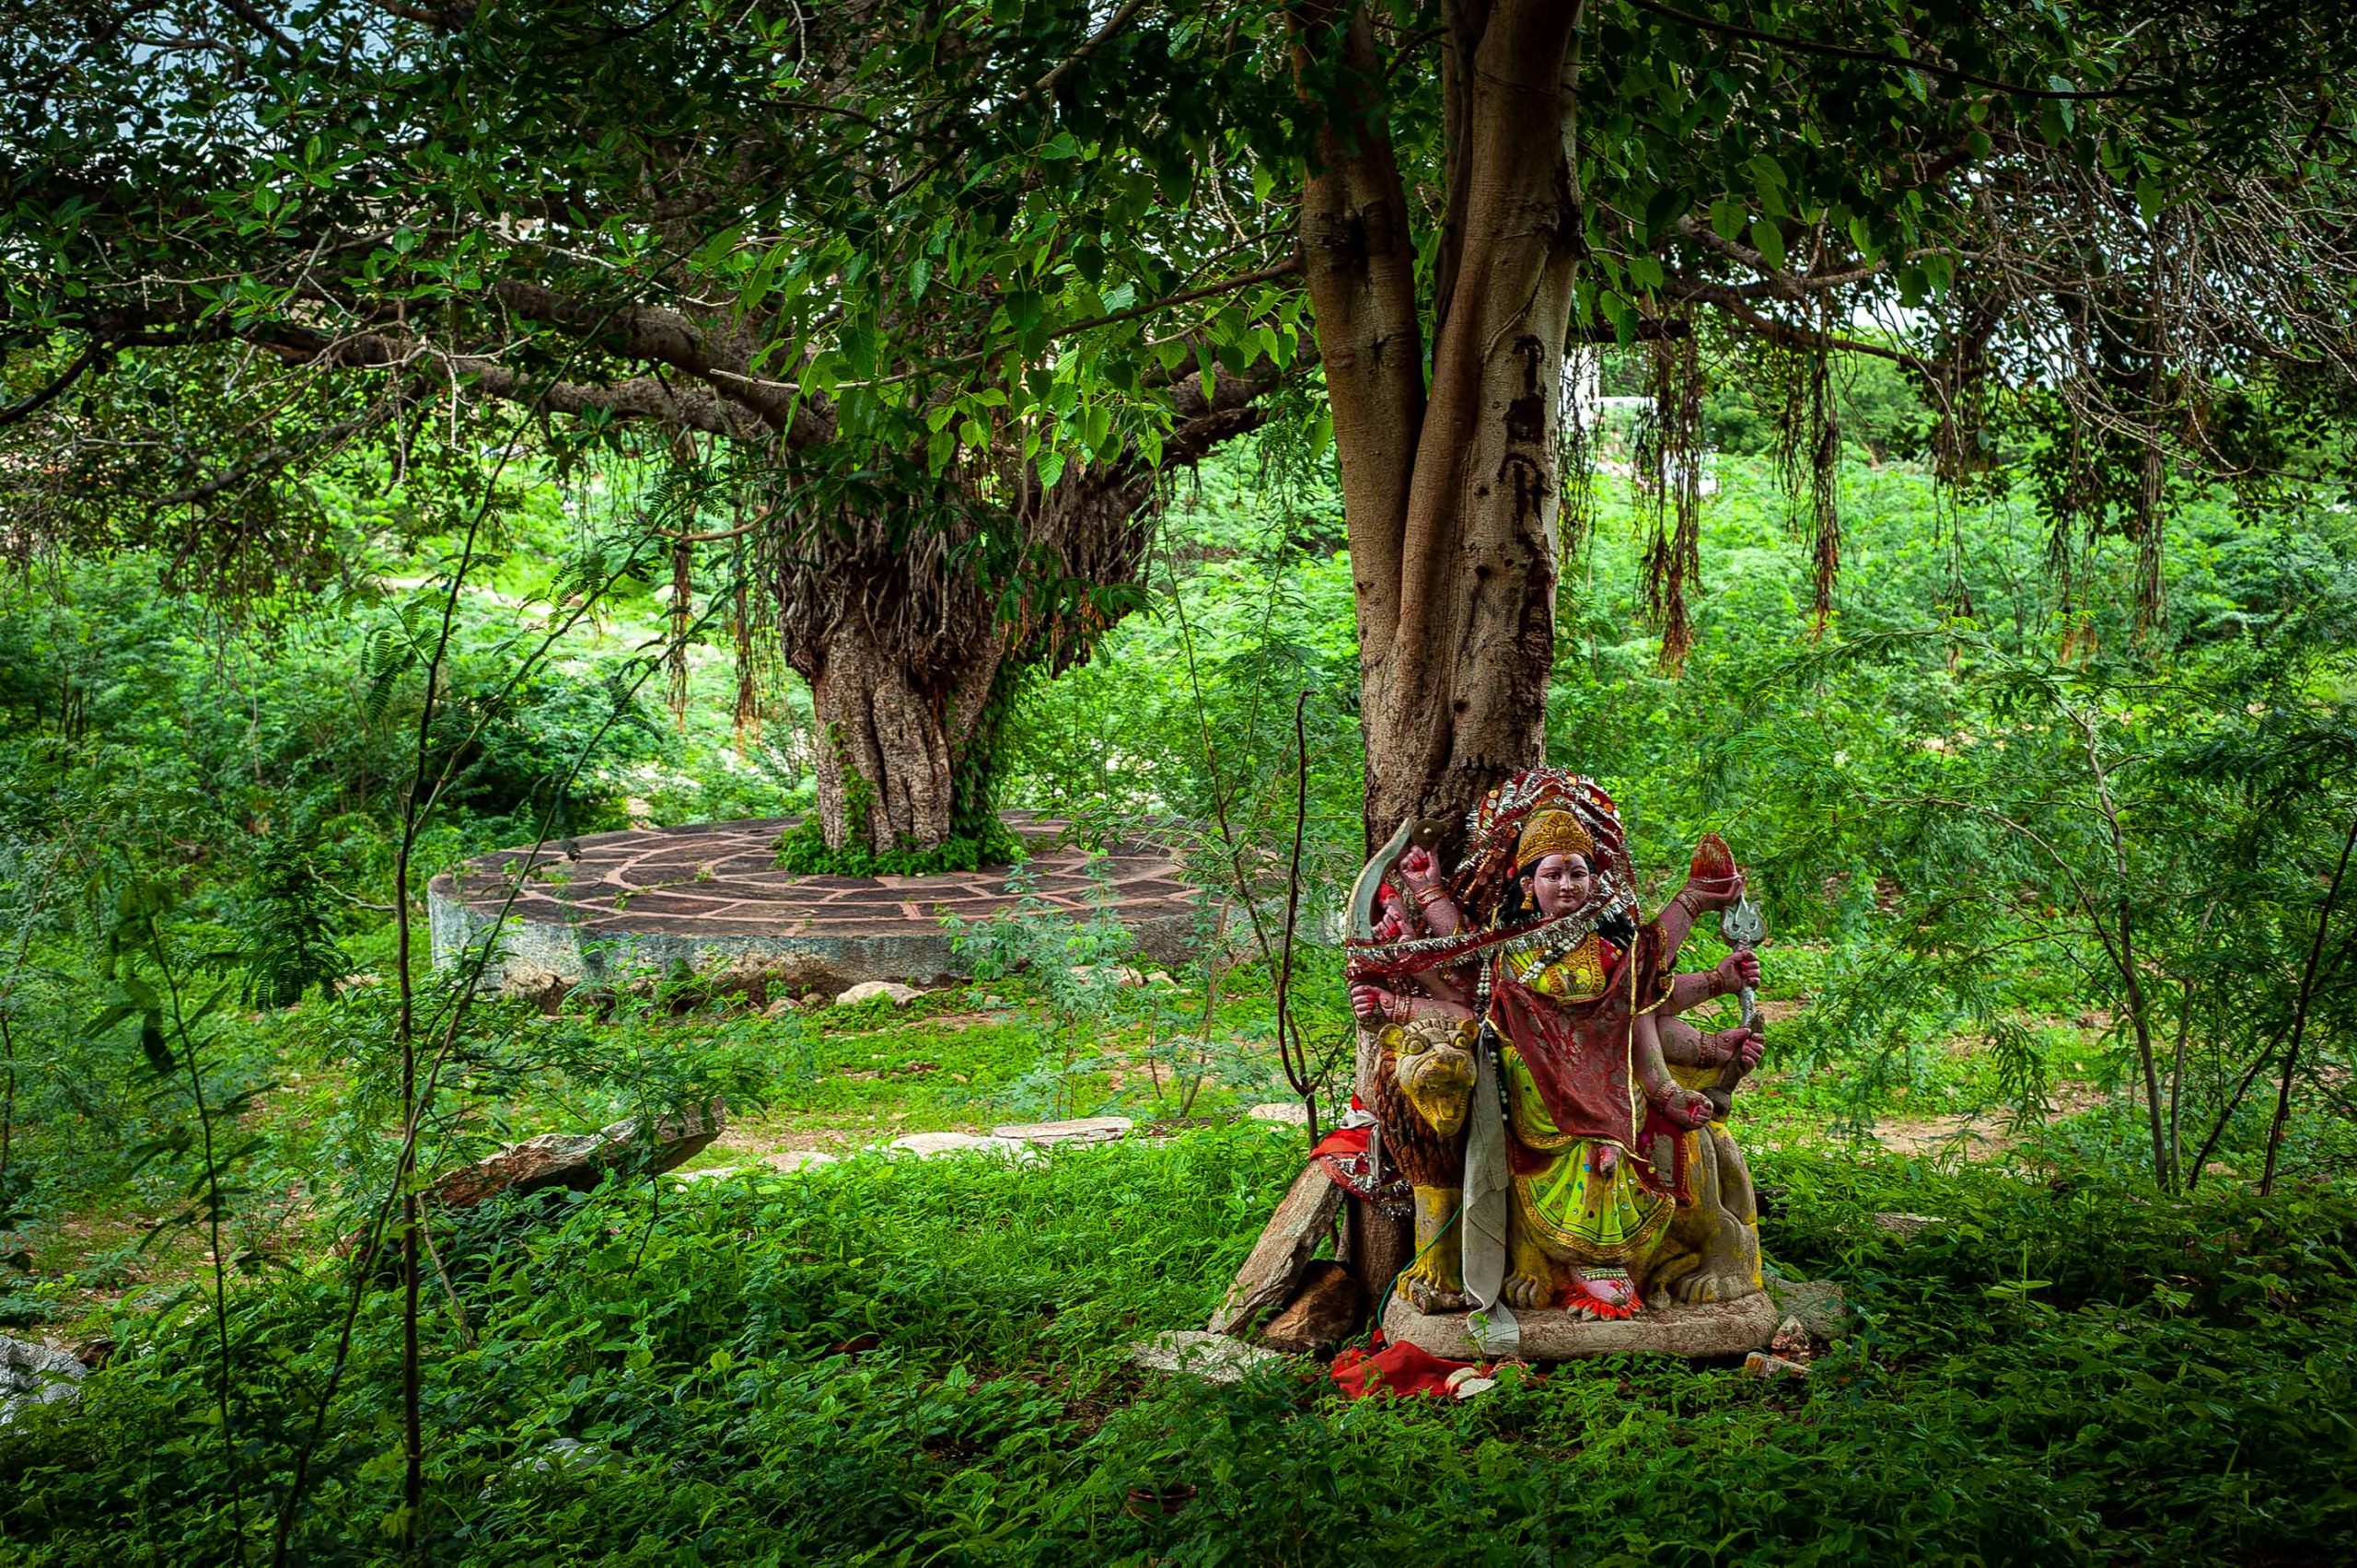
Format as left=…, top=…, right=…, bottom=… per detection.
left=5, top=1121, right=2354, bottom=1564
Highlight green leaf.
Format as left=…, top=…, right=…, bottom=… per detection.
left=1035, top=447, right=1066, bottom=489
left=1750, top=218, right=1788, bottom=273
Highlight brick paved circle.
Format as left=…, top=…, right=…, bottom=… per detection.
left=425, top=813, right=1195, bottom=992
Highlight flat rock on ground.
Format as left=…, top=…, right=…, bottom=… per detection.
left=1381, top=1291, right=1781, bottom=1362
left=836, top=981, right=924, bottom=1007
left=1870, top=1211, right=1945, bottom=1236
left=427, top=1100, right=725, bottom=1209
left=991, top=1116, right=1132, bottom=1145
left=0, top=1336, right=86, bottom=1428
left=888, top=1131, right=1031, bottom=1159
left=1131, top=1331, right=1288, bottom=1384
left=1246, top=1102, right=1309, bottom=1125
left=668, top=1149, right=842, bottom=1182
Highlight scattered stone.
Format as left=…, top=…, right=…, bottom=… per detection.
left=887, top=1131, right=1029, bottom=1160
left=1259, top=1260, right=1365, bottom=1356
left=1247, top=1102, right=1310, bottom=1126
left=667, top=1148, right=842, bottom=1184
left=1742, top=1350, right=1810, bottom=1380
left=991, top=1116, right=1132, bottom=1146
left=424, top=1099, right=726, bottom=1211
left=1209, top=1165, right=1343, bottom=1335
left=1771, top=1315, right=1811, bottom=1361
left=1765, top=1275, right=1856, bottom=1342
left=801, top=992, right=830, bottom=1009
left=837, top=981, right=924, bottom=1007
left=1074, top=964, right=1156, bottom=987
left=523, top=1436, right=619, bottom=1476
left=482, top=1435, right=622, bottom=1498
left=1381, top=1291, right=1780, bottom=1362
left=761, top=996, right=800, bottom=1016
left=1144, top=970, right=1178, bottom=988
left=1870, top=1211, right=1945, bottom=1237
left=0, top=1336, right=87, bottom=1429
left=1131, top=1330, right=1286, bottom=1384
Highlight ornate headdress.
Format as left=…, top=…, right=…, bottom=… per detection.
left=1515, top=809, right=1596, bottom=872
left=1457, top=768, right=1638, bottom=931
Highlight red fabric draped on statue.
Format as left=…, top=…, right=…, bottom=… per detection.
left=1486, top=923, right=1669, bottom=1152
left=1485, top=923, right=1693, bottom=1202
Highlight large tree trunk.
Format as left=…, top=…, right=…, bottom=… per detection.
left=801, top=601, right=1003, bottom=856
left=1298, top=0, right=1582, bottom=852
left=775, top=366, right=1270, bottom=860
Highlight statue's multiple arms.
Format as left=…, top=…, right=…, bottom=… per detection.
left=1632, top=1007, right=1717, bottom=1128
left=1658, top=1015, right=1765, bottom=1072
left=1666, top=948, right=1759, bottom=1016
left=1653, top=864, right=1747, bottom=973
left=1393, top=843, right=1464, bottom=936
left=1350, top=983, right=1475, bottom=1027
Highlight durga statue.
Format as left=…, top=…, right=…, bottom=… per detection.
left=1333, top=768, right=1770, bottom=1355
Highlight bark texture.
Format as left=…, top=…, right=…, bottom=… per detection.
left=1297, top=0, right=1583, bottom=851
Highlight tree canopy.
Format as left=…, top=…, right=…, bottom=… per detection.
left=9, top=1, right=2357, bottom=845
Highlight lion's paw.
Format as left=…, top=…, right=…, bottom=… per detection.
left=1665, top=1267, right=1755, bottom=1306
left=1502, top=1271, right=1552, bottom=1309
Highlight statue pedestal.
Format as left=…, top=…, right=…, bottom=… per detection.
left=1381, top=1290, right=1778, bottom=1362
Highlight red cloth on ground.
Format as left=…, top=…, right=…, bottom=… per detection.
left=1329, top=1332, right=1475, bottom=1400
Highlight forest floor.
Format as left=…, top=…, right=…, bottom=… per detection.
left=6, top=952, right=2138, bottom=1346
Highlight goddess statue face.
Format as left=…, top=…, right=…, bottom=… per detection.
left=1521, top=852, right=1598, bottom=919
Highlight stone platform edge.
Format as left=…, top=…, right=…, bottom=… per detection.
left=1380, top=1290, right=1779, bottom=1361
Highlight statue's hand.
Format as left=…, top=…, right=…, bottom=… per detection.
left=1350, top=984, right=1399, bottom=1025
left=1710, top=1026, right=1765, bottom=1071
left=1678, top=865, right=1747, bottom=915
left=1396, top=843, right=1443, bottom=889
left=1714, top=949, right=1760, bottom=997
left=1657, top=1087, right=1716, bottom=1129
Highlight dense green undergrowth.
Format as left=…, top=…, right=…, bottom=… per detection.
left=4, top=1128, right=2353, bottom=1564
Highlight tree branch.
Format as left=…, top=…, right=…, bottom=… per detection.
left=0, top=343, right=99, bottom=430
left=1624, top=0, right=2132, bottom=100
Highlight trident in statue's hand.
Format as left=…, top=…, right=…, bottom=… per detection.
left=1706, top=892, right=1766, bottom=1117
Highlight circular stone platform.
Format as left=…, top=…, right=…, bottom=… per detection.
left=426, top=814, right=1195, bottom=995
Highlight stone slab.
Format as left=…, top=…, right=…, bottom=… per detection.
left=1208, top=1165, right=1342, bottom=1335
left=428, top=1100, right=724, bottom=1209
left=836, top=981, right=923, bottom=1007
left=992, top=1116, right=1132, bottom=1145
left=887, top=1131, right=1032, bottom=1160
left=0, top=1336, right=86, bottom=1428
left=1131, top=1330, right=1287, bottom=1384
left=1380, top=1290, right=1780, bottom=1363
left=1871, top=1211, right=1945, bottom=1236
